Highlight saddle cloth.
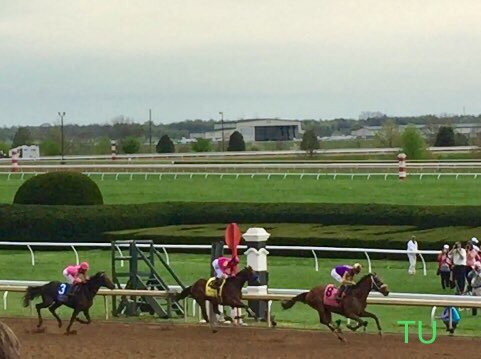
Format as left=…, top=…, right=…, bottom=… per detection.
left=57, top=283, right=71, bottom=302
left=323, top=284, right=341, bottom=308
left=205, top=278, right=226, bottom=299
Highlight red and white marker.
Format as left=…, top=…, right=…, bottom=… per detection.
left=111, top=140, right=117, bottom=160
left=398, top=153, right=407, bottom=180
left=225, top=223, right=242, bottom=325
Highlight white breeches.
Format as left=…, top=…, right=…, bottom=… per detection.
left=330, top=268, right=343, bottom=283
left=212, top=259, right=227, bottom=279
left=62, top=269, right=75, bottom=284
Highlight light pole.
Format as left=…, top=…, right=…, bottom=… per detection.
left=58, top=112, right=66, bottom=162
left=149, top=108, right=152, bottom=153
left=219, top=112, right=224, bottom=151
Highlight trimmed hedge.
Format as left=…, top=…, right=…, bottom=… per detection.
left=1, top=202, right=481, bottom=246
left=13, top=172, right=103, bottom=205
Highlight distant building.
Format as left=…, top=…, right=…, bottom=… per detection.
left=9, top=145, right=40, bottom=159
left=191, top=118, right=303, bottom=142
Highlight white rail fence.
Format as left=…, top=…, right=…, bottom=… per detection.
left=0, top=146, right=477, bottom=163
left=0, top=282, right=478, bottom=328
left=0, top=241, right=436, bottom=276
left=5, top=161, right=481, bottom=171
left=2, top=172, right=481, bottom=182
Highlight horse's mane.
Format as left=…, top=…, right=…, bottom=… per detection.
left=352, top=273, right=374, bottom=288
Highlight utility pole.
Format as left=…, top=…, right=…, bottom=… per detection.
left=219, top=111, right=224, bottom=151
left=149, top=109, right=152, bottom=153
left=58, top=112, right=66, bottom=162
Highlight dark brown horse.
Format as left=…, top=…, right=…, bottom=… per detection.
left=176, top=266, right=259, bottom=327
left=23, top=272, right=115, bottom=335
left=281, top=273, right=389, bottom=341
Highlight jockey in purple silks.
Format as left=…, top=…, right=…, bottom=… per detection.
left=330, top=263, right=362, bottom=302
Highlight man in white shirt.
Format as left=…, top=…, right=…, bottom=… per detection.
left=449, top=241, right=467, bottom=294
left=407, top=236, right=418, bottom=275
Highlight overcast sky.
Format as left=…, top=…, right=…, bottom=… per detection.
left=1, top=0, right=481, bottom=126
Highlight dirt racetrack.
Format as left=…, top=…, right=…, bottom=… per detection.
left=3, top=317, right=480, bottom=359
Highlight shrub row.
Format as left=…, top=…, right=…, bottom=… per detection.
left=1, top=202, right=481, bottom=245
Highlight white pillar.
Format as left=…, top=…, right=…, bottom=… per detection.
left=243, top=227, right=270, bottom=320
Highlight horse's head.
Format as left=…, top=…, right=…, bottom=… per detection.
left=370, top=273, right=389, bottom=296
left=237, top=266, right=260, bottom=284
left=91, top=272, right=115, bottom=290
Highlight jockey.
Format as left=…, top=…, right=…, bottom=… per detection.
left=63, top=262, right=89, bottom=295
left=330, top=263, right=362, bottom=302
left=211, top=256, right=240, bottom=289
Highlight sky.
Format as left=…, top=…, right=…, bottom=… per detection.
left=1, top=0, right=481, bottom=126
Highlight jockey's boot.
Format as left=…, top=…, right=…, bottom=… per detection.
left=335, top=285, right=345, bottom=302
left=66, top=284, right=76, bottom=297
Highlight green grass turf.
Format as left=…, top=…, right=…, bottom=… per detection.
left=2, top=174, right=481, bottom=205
left=109, top=223, right=481, bottom=246
left=0, top=249, right=479, bottom=336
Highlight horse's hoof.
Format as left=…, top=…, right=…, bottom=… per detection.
left=58, top=322, right=62, bottom=328
left=212, top=329, right=218, bottom=334
left=378, top=331, right=383, bottom=338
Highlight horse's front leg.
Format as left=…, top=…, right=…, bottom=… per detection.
left=345, top=312, right=368, bottom=332
left=360, top=310, right=382, bottom=336
left=65, top=309, right=80, bottom=335
left=48, top=301, right=63, bottom=328
left=230, top=299, right=256, bottom=320
left=76, top=309, right=91, bottom=325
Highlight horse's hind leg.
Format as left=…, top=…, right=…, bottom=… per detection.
left=318, top=309, right=346, bottom=342
left=48, top=302, right=63, bottom=328
left=35, top=297, right=53, bottom=329
left=361, top=310, right=382, bottom=336
left=196, top=299, right=209, bottom=323
left=76, top=309, right=91, bottom=325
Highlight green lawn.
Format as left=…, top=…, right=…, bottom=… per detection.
left=2, top=174, right=481, bottom=205
left=0, top=249, right=478, bottom=336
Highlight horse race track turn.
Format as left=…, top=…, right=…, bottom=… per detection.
left=3, top=318, right=479, bottom=358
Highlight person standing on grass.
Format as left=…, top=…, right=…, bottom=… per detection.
left=469, top=262, right=481, bottom=316
left=449, top=242, right=467, bottom=294
left=437, top=244, right=452, bottom=290
left=407, top=235, right=418, bottom=275
left=465, top=243, right=480, bottom=292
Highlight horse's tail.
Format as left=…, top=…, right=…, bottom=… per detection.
left=281, top=292, right=308, bottom=310
left=175, top=286, right=192, bottom=301
left=23, top=286, right=43, bottom=307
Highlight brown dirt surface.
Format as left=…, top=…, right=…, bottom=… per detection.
left=2, top=317, right=480, bottom=359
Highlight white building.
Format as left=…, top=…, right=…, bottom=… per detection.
left=191, top=118, right=303, bottom=142
left=8, top=145, right=40, bottom=159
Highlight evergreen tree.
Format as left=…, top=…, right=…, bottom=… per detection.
left=434, top=126, right=455, bottom=146
left=156, top=135, right=175, bottom=153
left=227, top=131, right=246, bottom=151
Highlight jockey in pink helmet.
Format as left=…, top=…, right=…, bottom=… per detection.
left=211, top=256, right=240, bottom=289
left=63, top=262, right=90, bottom=285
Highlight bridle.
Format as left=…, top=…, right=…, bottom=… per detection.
left=370, top=274, right=387, bottom=291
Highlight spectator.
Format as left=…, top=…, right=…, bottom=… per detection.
left=466, top=243, right=481, bottom=291
left=437, top=244, right=452, bottom=290
left=440, top=306, right=460, bottom=335
left=471, top=237, right=479, bottom=246
left=449, top=242, right=467, bottom=294
left=407, top=235, right=418, bottom=275
left=470, top=262, right=481, bottom=316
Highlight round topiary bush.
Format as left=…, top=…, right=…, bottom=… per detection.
left=13, top=171, right=104, bottom=205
